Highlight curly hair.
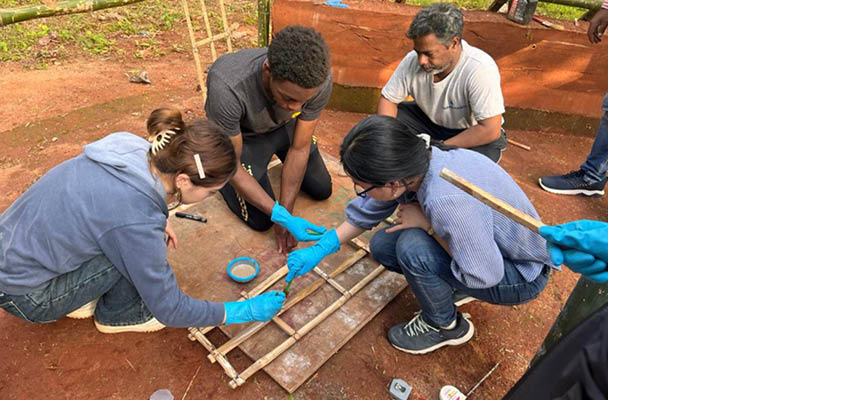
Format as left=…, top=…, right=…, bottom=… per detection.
left=267, top=25, right=330, bottom=89
left=406, top=3, right=463, bottom=45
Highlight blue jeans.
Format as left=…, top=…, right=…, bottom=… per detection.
left=0, top=255, right=153, bottom=325
left=370, top=227, right=550, bottom=327
left=580, top=94, right=608, bottom=182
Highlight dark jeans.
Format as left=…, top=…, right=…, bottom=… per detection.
left=580, top=94, right=608, bottom=182
left=369, top=226, right=550, bottom=327
left=0, top=255, right=153, bottom=325
left=220, top=120, right=333, bottom=231
left=396, top=101, right=507, bottom=163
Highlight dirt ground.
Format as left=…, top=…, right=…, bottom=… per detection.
left=0, top=9, right=606, bottom=400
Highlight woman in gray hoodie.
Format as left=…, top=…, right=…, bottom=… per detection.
left=0, top=108, right=286, bottom=334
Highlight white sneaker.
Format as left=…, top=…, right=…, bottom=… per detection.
left=95, top=317, right=166, bottom=334
left=65, top=298, right=98, bottom=319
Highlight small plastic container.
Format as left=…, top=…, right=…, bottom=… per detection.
left=227, top=257, right=259, bottom=283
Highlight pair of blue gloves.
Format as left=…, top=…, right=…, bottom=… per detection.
left=538, top=220, right=608, bottom=283
left=270, top=202, right=341, bottom=283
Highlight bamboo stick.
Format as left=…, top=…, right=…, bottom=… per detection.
left=314, top=267, right=349, bottom=295
left=507, top=138, right=532, bottom=151
left=230, top=265, right=386, bottom=388
left=197, top=0, right=216, bottom=60
left=272, top=317, right=301, bottom=339
left=209, top=249, right=367, bottom=361
left=217, top=0, right=233, bottom=52
left=0, top=0, right=143, bottom=26
left=180, top=0, right=208, bottom=101
left=194, top=30, right=232, bottom=47
left=439, top=168, right=543, bottom=231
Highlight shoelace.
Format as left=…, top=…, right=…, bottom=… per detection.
left=402, top=311, right=439, bottom=337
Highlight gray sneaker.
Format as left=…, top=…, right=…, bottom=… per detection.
left=539, top=169, right=607, bottom=197
left=387, top=312, right=474, bottom=355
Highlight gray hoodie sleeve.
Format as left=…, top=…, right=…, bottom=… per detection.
left=97, top=223, right=225, bottom=327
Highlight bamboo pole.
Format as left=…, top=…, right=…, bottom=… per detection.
left=439, top=168, right=543, bottom=231
left=197, top=0, right=217, bottom=60
left=257, top=0, right=270, bottom=47
left=0, top=0, right=143, bottom=26
left=217, top=0, right=232, bottom=52
left=180, top=0, right=208, bottom=101
left=208, top=249, right=368, bottom=362
left=230, top=265, right=386, bottom=388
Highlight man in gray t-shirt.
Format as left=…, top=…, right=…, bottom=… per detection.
left=205, top=26, right=333, bottom=253
left=377, top=3, right=507, bottom=163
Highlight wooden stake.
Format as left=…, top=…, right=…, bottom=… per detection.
left=507, top=138, right=532, bottom=151
left=439, top=168, right=543, bottom=231
left=230, top=265, right=386, bottom=388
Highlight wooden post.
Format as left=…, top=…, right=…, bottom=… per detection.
left=439, top=168, right=543, bottom=232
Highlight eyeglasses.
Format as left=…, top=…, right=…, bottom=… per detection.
left=354, top=182, right=380, bottom=198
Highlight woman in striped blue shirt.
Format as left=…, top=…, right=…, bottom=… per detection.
left=285, top=115, right=555, bottom=354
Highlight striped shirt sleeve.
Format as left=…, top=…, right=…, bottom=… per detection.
left=427, top=195, right=504, bottom=289
left=602, top=0, right=608, bottom=9
left=345, top=196, right=399, bottom=230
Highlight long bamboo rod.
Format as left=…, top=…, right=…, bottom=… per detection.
left=180, top=0, right=207, bottom=101
left=0, top=0, right=143, bottom=26
left=208, top=249, right=368, bottom=362
left=230, top=265, right=386, bottom=388
left=439, top=168, right=543, bottom=231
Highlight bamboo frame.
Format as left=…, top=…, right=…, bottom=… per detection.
left=179, top=0, right=235, bottom=102
left=230, top=265, right=386, bottom=388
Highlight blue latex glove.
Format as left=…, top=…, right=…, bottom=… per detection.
left=324, top=0, right=348, bottom=7
left=223, top=291, right=286, bottom=325
left=270, top=202, right=327, bottom=241
left=285, top=229, right=341, bottom=282
left=538, top=220, right=608, bottom=283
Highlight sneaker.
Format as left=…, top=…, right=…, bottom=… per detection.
left=539, top=170, right=607, bottom=197
left=65, top=298, right=98, bottom=319
left=95, top=317, right=166, bottom=334
left=387, top=311, right=475, bottom=355
left=452, top=292, right=478, bottom=307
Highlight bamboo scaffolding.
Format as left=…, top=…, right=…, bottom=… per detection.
left=206, top=248, right=368, bottom=363
left=229, top=265, right=386, bottom=388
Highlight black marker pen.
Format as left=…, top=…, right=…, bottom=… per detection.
left=175, top=212, right=207, bottom=223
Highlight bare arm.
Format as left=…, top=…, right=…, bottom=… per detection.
left=228, top=134, right=276, bottom=214
left=443, top=114, right=502, bottom=148
left=278, top=118, right=318, bottom=213
left=377, top=96, right=399, bottom=118
left=335, top=220, right=367, bottom=245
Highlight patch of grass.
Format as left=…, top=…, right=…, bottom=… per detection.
left=0, top=0, right=259, bottom=65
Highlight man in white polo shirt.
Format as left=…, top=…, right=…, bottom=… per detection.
left=377, top=3, right=507, bottom=163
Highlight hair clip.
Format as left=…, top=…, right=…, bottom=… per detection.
left=150, top=130, right=175, bottom=155
left=416, top=133, right=431, bottom=149
left=194, top=154, right=206, bottom=179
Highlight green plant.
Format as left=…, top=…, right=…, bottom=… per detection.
left=79, top=30, right=114, bottom=54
